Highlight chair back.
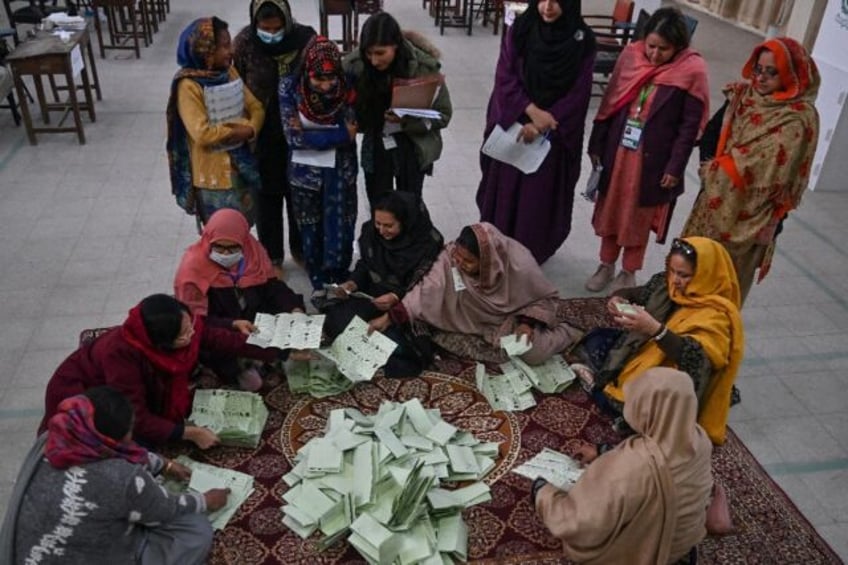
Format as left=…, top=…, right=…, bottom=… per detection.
left=612, top=0, right=634, bottom=25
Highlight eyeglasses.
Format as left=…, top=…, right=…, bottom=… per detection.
left=671, top=238, right=697, bottom=258
left=752, top=64, right=780, bottom=79
left=211, top=242, right=242, bottom=254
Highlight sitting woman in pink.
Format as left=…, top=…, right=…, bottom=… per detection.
left=174, top=209, right=305, bottom=390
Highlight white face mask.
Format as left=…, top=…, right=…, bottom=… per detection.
left=256, top=28, right=284, bottom=44
left=209, top=250, right=243, bottom=268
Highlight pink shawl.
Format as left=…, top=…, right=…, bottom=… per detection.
left=174, top=209, right=276, bottom=316
left=401, top=223, right=559, bottom=344
left=596, top=41, right=710, bottom=133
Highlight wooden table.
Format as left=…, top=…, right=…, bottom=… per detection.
left=5, top=27, right=102, bottom=145
left=318, top=0, right=354, bottom=52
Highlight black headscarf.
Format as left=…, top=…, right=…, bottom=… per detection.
left=512, top=0, right=595, bottom=108
left=248, top=0, right=314, bottom=58
left=358, top=192, right=444, bottom=295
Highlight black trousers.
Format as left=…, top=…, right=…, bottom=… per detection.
left=363, top=133, right=431, bottom=208
left=255, top=129, right=302, bottom=262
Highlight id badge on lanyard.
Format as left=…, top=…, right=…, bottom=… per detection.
left=620, top=84, right=653, bottom=151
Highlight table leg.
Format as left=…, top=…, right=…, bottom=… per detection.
left=84, top=34, right=103, bottom=101
left=33, top=76, right=49, bottom=124
left=12, top=72, right=37, bottom=145
left=64, top=67, right=86, bottom=144
left=94, top=5, right=107, bottom=58
left=79, top=60, right=96, bottom=122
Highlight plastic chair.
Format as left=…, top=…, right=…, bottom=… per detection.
left=585, top=0, right=635, bottom=97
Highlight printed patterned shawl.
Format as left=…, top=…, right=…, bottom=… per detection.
left=683, top=37, right=820, bottom=281
left=45, top=395, right=149, bottom=470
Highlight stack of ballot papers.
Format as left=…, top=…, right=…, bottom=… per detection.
left=511, top=448, right=585, bottom=491
left=188, top=389, right=268, bottom=448
left=286, top=357, right=353, bottom=398
left=280, top=398, right=498, bottom=564
left=317, top=316, right=398, bottom=383
left=247, top=312, right=325, bottom=350
left=166, top=456, right=255, bottom=530
left=475, top=351, right=577, bottom=412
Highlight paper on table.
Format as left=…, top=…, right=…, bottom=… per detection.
left=512, top=447, right=585, bottom=490
left=318, top=316, right=398, bottom=383
left=248, top=312, right=325, bottom=350
left=291, top=148, right=337, bottom=168
left=482, top=122, right=551, bottom=174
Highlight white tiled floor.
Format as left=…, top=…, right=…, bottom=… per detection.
left=1, top=0, right=846, bottom=559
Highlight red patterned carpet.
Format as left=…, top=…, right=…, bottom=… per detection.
left=94, top=295, right=837, bottom=564
left=160, top=360, right=840, bottom=565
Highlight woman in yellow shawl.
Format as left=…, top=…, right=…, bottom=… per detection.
left=575, top=236, right=743, bottom=444
left=682, top=37, right=820, bottom=303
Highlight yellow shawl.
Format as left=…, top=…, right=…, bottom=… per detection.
left=604, top=237, right=744, bottom=444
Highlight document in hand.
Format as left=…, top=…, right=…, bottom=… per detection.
left=170, top=456, right=255, bottom=530
left=482, top=122, right=551, bottom=174
left=247, top=312, right=325, bottom=350
left=317, top=316, right=398, bottom=383
left=188, top=389, right=268, bottom=448
left=390, top=74, right=444, bottom=119
left=512, top=447, right=585, bottom=491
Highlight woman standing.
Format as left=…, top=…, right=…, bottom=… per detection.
left=476, top=0, right=595, bottom=265
left=343, top=12, right=452, bottom=207
left=682, top=37, right=820, bottom=304
left=279, top=36, right=358, bottom=306
left=584, top=8, right=709, bottom=294
left=167, top=17, right=264, bottom=228
left=233, top=0, right=315, bottom=272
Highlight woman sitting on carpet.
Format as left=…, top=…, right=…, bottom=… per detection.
left=575, top=236, right=743, bottom=444
left=533, top=368, right=714, bottom=564
left=324, top=192, right=443, bottom=377
left=174, top=209, right=306, bottom=391
left=39, top=294, right=283, bottom=450
left=2, top=387, right=229, bottom=565
left=369, top=222, right=581, bottom=366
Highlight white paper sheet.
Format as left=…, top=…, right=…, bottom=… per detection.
left=481, top=123, right=551, bottom=174
left=512, top=448, right=585, bottom=490
left=318, top=316, right=397, bottom=383
left=247, top=312, right=325, bottom=350
left=291, top=148, right=337, bottom=168
left=203, top=79, right=245, bottom=125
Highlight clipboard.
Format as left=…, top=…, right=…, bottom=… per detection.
left=390, top=74, right=443, bottom=110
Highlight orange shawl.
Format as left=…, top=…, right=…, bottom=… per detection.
left=682, top=37, right=820, bottom=281
left=595, top=40, right=710, bottom=133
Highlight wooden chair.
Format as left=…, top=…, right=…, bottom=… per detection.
left=585, top=0, right=635, bottom=97
left=319, top=0, right=354, bottom=53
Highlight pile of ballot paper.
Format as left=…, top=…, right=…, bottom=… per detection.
left=474, top=344, right=577, bottom=413
left=189, top=389, right=269, bottom=448
left=286, top=357, right=353, bottom=398
left=511, top=448, right=585, bottom=491
left=280, top=398, right=498, bottom=564
left=165, top=456, right=255, bottom=530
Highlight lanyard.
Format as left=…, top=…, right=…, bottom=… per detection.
left=227, top=258, right=246, bottom=286
left=634, top=84, right=654, bottom=118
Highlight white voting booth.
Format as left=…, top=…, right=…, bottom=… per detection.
left=809, top=0, right=848, bottom=191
